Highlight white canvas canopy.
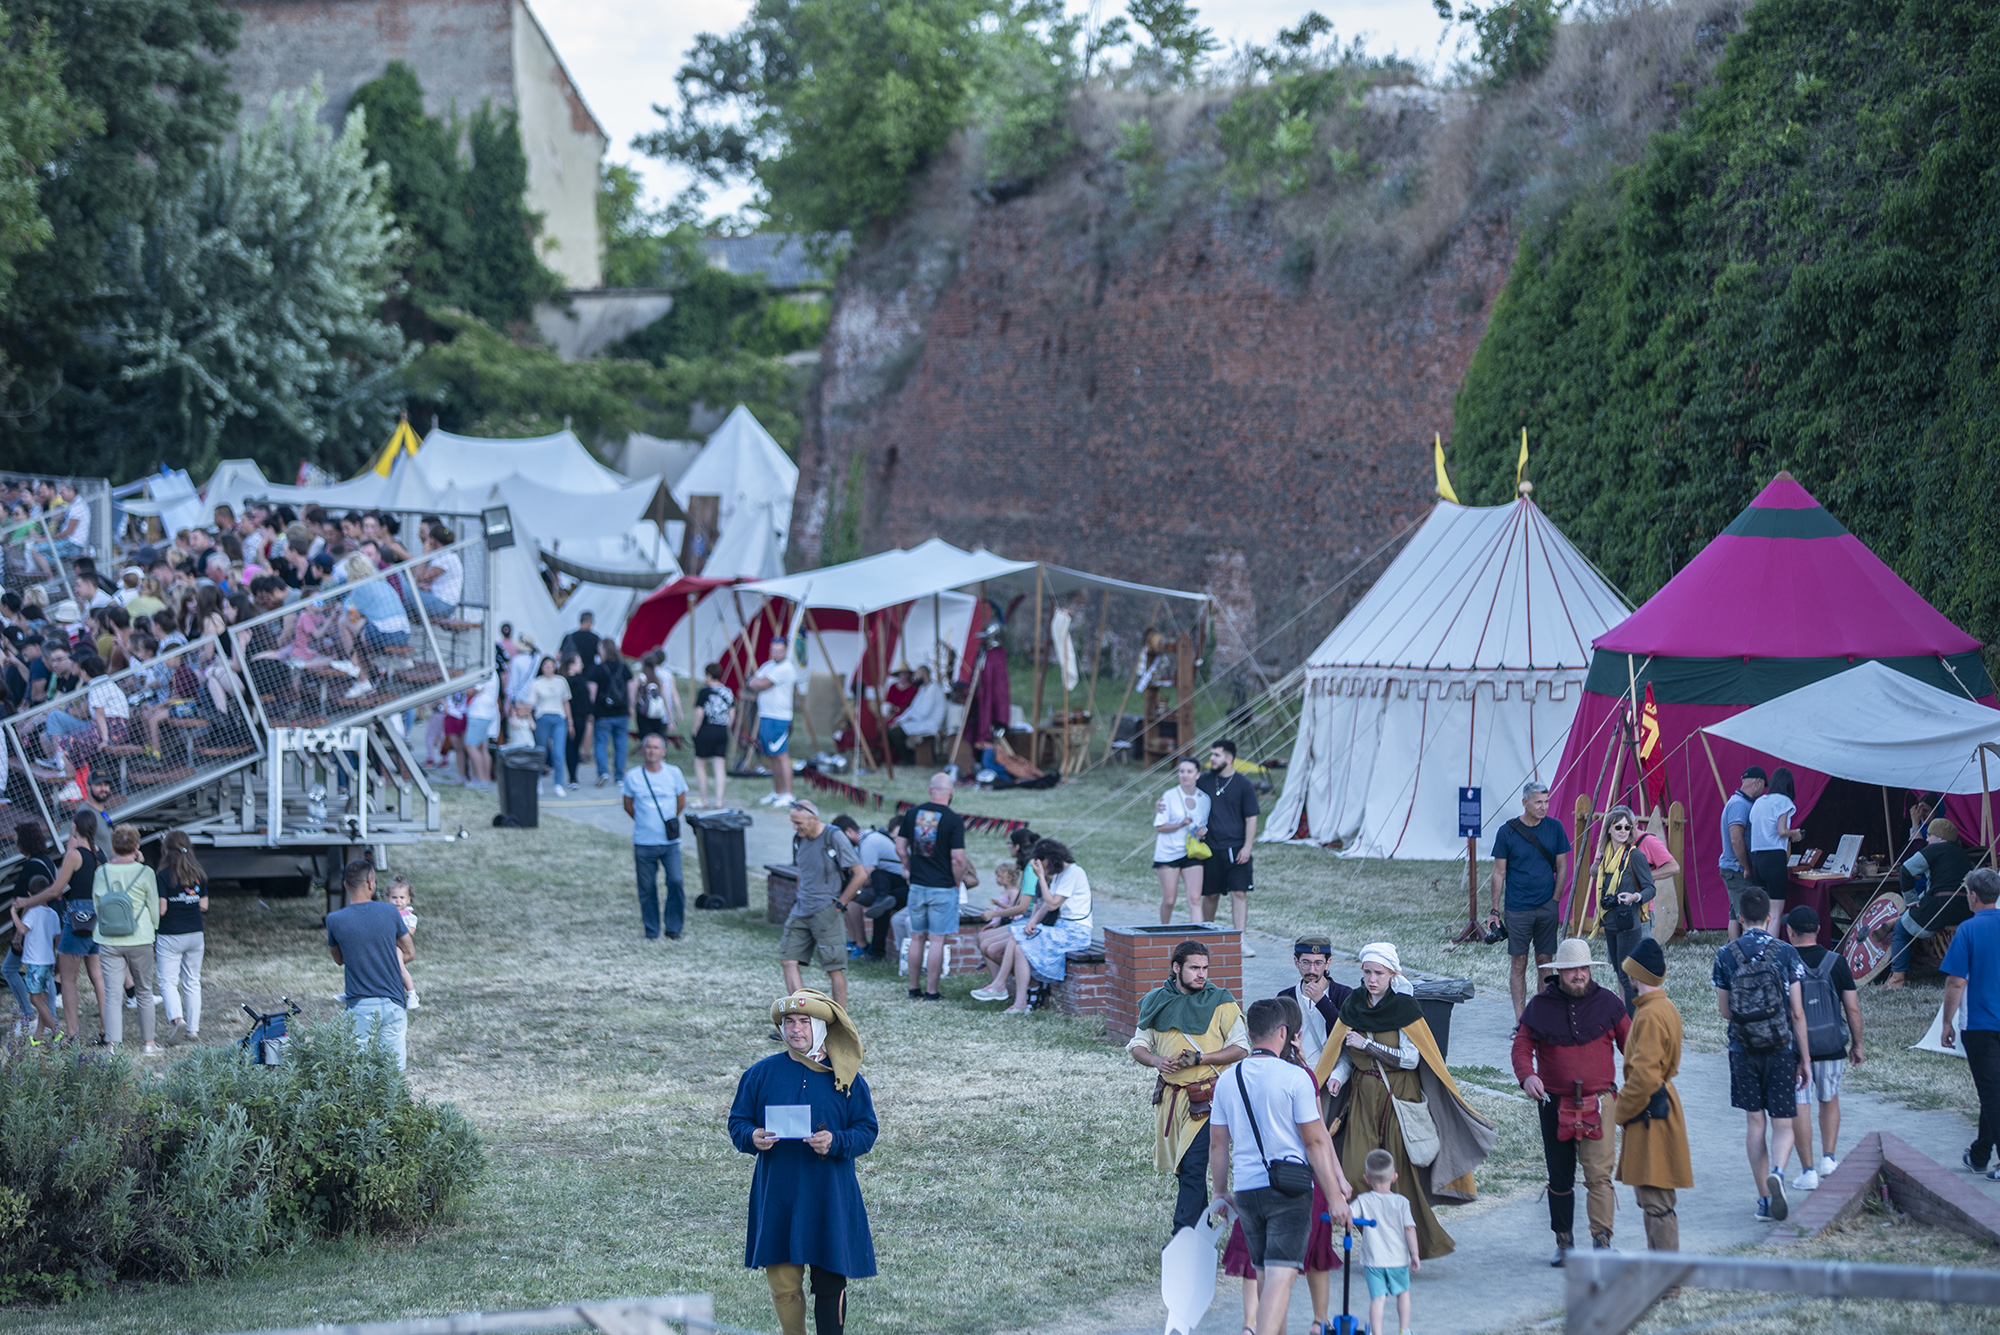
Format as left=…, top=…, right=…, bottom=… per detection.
left=1265, top=497, right=1631, bottom=859
left=1701, top=661, right=2000, bottom=795
left=673, top=406, right=798, bottom=578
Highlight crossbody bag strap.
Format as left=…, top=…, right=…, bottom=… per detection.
left=641, top=770, right=673, bottom=830
left=1234, top=1061, right=1274, bottom=1163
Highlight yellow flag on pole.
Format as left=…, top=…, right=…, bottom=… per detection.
left=363, top=417, right=422, bottom=479
left=1515, top=427, right=1529, bottom=491
left=1433, top=434, right=1459, bottom=504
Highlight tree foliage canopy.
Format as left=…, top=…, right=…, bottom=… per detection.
left=1451, top=0, right=2000, bottom=650
left=102, top=85, right=409, bottom=479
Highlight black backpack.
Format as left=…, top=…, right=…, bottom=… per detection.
left=1726, top=938, right=1792, bottom=1054
left=1800, top=951, right=1850, bottom=1061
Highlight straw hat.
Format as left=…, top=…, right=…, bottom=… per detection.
left=1538, top=938, right=1607, bottom=971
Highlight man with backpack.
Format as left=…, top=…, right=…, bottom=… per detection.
left=1712, top=886, right=1811, bottom=1221
left=1784, top=905, right=1864, bottom=1191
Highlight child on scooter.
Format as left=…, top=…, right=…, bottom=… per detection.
left=1352, top=1149, right=1420, bottom=1335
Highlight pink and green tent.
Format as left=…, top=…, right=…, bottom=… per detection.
left=1548, top=472, right=1996, bottom=929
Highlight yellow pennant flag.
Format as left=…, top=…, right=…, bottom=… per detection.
left=1433, top=434, right=1459, bottom=504
left=1515, top=427, right=1529, bottom=491
left=364, top=417, right=422, bottom=478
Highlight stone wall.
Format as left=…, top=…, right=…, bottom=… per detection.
left=793, top=197, right=1516, bottom=672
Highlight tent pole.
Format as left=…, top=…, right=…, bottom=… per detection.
left=1101, top=599, right=1164, bottom=765
left=1984, top=746, right=1995, bottom=869
left=1882, top=785, right=1896, bottom=867
left=1081, top=587, right=1109, bottom=747
left=1060, top=604, right=1072, bottom=778
left=1030, top=565, right=1047, bottom=737
left=804, top=609, right=869, bottom=772
left=1698, top=731, right=1728, bottom=801
left=1451, top=835, right=1482, bottom=943
left=948, top=647, right=981, bottom=777
left=876, top=613, right=894, bottom=780
left=686, top=592, right=699, bottom=720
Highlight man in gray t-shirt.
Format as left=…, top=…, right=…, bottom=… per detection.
left=783, top=799, right=867, bottom=1009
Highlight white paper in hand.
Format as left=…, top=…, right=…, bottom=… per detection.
left=765, top=1104, right=813, bottom=1138
left=1160, top=1197, right=1228, bottom=1335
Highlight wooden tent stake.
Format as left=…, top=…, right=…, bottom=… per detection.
left=1029, top=566, right=1047, bottom=738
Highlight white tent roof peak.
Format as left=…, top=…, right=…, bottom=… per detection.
left=415, top=426, right=626, bottom=494
left=674, top=406, right=800, bottom=545
left=1309, top=498, right=1631, bottom=674
left=1702, top=661, right=2000, bottom=795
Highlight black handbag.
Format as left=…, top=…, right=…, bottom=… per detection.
left=1235, top=1062, right=1313, bottom=1197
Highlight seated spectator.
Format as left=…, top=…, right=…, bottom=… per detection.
left=125, top=576, right=166, bottom=622
left=886, top=666, right=945, bottom=763
left=973, top=860, right=1036, bottom=978
left=412, top=523, right=462, bottom=619
left=335, top=552, right=410, bottom=700
left=973, top=838, right=1094, bottom=1013
left=1887, top=818, right=1974, bottom=986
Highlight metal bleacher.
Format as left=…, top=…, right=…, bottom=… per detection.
left=1, top=520, right=496, bottom=891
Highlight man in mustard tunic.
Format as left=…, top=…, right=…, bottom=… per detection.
left=1127, top=939, right=1248, bottom=1233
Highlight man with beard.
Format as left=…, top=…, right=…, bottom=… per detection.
left=1513, top=938, right=1630, bottom=1265
left=1127, top=939, right=1248, bottom=1234
left=1276, top=936, right=1352, bottom=1087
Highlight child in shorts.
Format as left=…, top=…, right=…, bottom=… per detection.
left=1352, top=1148, right=1420, bottom=1335
left=385, top=875, right=419, bottom=1009
left=11, top=879, right=61, bottom=1041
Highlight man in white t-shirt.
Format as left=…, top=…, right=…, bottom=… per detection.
left=31, top=482, right=90, bottom=575
left=747, top=636, right=804, bottom=806
left=1210, top=997, right=1350, bottom=1335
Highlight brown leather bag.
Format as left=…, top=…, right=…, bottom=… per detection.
left=1150, top=1072, right=1218, bottom=1120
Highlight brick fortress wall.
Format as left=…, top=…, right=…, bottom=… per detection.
left=794, top=202, right=1517, bottom=671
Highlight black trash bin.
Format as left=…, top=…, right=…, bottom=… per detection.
left=1411, top=977, right=1475, bottom=1061
left=688, top=808, right=753, bottom=909
left=498, top=749, right=541, bottom=828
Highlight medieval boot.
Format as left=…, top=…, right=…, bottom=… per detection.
left=766, top=1264, right=807, bottom=1335
left=1550, top=1231, right=1573, bottom=1267
left=1592, top=1231, right=1613, bottom=1250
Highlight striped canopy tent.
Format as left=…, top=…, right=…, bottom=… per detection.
left=1548, top=472, right=1998, bottom=929
left=1264, top=494, right=1630, bottom=860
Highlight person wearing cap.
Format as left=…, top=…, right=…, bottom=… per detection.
left=748, top=636, right=805, bottom=806
left=1318, top=941, right=1496, bottom=1258
left=1488, top=781, right=1572, bottom=1017
left=1512, top=938, right=1629, bottom=1264
left=730, top=988, right=877, bottom=1335
left=1886, top=816, right=1975, bottom=987
left=1784, top=905, right=1863, bottom=1191
left=1719, top=766, right=1767, bottom=940
left=1613, top=937, right=1692, bottom=1251
left=784, top=801, right=867, bottom=1010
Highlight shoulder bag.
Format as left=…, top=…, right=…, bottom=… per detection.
left=639, top=769, right=680, bottom=843
left=1373, top=1051, right=1441, bottom=1166
left=1234, top=1060, right=1314, bottom=1197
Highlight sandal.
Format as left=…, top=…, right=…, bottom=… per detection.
left=1309, top=1323, right=1330, bottom=1335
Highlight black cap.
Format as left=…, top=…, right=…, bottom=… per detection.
left=1786, top=905, right=1820, bottom=934
left=1622, top=937, right=1666, bottom=984
left=1741, top=765, right=1767, bottom=781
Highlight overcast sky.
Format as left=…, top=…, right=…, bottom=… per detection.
left=534, top=0, right=1460, bottom=220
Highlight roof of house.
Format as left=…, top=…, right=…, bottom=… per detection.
left=696, top=235, right=832, bottom=290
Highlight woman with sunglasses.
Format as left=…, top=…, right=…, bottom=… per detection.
left=1594, top=805, right=1657, bottom=1010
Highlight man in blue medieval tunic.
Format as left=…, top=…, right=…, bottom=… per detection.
left=729, top=988, right=878, bottom=1335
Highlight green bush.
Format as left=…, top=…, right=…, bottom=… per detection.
left=0, top=1020, right=483, bottom=1301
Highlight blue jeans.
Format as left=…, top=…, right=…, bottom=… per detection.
left=44, top=710, right=90, bottom=740
left=1889, top=910, right=1934, bottom=974
left=419, top=592, right=454, bottom=620
left=533, top=713, right=566, bottom=782
left=635, top=843, right=685, bottom=937
left=347, top=996, right=408, bottom=1070
left=1, top=950, right=29, bottom=1018
left=594, top=718, right=627, bottom=778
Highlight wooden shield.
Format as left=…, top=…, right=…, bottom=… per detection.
left=1841, top=889, right=1907, bottom=985
left=1649, top=876, right=1681, bottom=944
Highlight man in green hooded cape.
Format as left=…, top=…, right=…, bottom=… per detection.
left=1127, top=939, right=1248, bottom=1233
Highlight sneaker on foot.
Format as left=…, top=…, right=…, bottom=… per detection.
left=1754, top=1196, right=1772, bottom=1221
left=1242, top=942, right=1257, bottom=957
left=124, top=995, right=137, bottom=1010
left=1966, top=1149, right=1985, bottom=1172
left=1791, top=1169, right=1819, bottom=1191
left=343, top=679, right=375, bottom=700
left=142, top=1043, right=164, bottom=1055
left=969, top=984, right=1010, bottom=1002
left=1818, top=1155, right=1840, bottom=1177
left=908, top=988, right=923, bottom=1000
left=1765, top=1172, right=1789, bottom=1221
left=596, top=774, right=610, bottom=788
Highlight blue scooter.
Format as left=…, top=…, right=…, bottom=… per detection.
left=1331, top=1215, right=1377, bottom=1335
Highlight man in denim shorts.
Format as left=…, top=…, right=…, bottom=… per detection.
left=1488, top=782, right=1572, bottom=1017
left=896, top=773, right=976, bottom=1001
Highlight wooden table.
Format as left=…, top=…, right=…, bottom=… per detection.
left=1790, top=869, right=1896, bottom=938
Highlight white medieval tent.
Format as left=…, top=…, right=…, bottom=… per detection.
left=671, top=405, right=798, bottom=579
left=1263, top=494, right=1630, bottom=859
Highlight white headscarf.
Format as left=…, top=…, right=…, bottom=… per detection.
left=807, top=1017, right=828, bottom=1062
left=1358, top=941, right=1416, bottom=995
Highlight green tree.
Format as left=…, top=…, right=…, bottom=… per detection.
left=1451, top=0, right=2000, bottom=651
left=600, top=163, right=670, bottom=288
left=1125, top=0, right=1218, bottom=85
left=0, top=0, right=241, bottom=468
left=349, top=61, right=562, bottom=330
left=640, top=0, right=987, bottom=236
left=1434, top=0, right=1567, bottom=85
left=101, top=85, right=408, bottom=477
left=0, top=12, right=99, bottom=311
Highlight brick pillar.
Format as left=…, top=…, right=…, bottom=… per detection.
left=1103, top=924, right=1242, bottom=1042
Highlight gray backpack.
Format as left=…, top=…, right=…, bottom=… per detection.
left=1800, top=951, right=1849, bottom=1061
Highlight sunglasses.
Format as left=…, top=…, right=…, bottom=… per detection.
left=1611, top=823, right=1632, bottom=831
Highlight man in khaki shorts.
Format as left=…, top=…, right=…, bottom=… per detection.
left=782, top=800, right=868, bottom=1010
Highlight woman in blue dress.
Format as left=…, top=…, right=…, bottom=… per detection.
left=729, top=989, right=877, bottom=1335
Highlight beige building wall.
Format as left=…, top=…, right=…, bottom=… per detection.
left=512, top=0, right=607, bottom=289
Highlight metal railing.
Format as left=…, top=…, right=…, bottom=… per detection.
left=0, top=473, right=111, bottom=600
left=225, top=536, right=492, bottom=735
left=0, top=631, right=260, bottom=849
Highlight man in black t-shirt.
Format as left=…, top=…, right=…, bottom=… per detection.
left=561, top=610, right=601, bottom=669
left=1195, top=738, right=1261, bottom=953
left=589, top=642, right=636, bottom=786
left=1785, top=905, right=1864, bottom=1189
left=895, top=773, right=977, bottom=1000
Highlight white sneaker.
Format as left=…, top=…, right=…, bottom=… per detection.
left=1791, top=1169, right=1819, bottom=1191
left=553, top=783, right=565, bottom=796
left=327, top=659, right=362, bottom=677
left=969, top=984, right=1010, bottom=1002
left=1242, top=942, right=1257, bottom=957
left=344, top=679, right=375, bottom=700
left=1818, top=1155, right=1840, bottom=1177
